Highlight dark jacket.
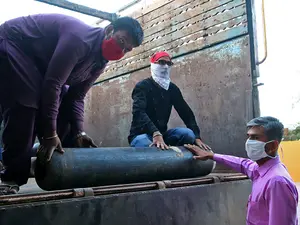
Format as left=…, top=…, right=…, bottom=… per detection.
left=128, top=77, right=200, bottom=143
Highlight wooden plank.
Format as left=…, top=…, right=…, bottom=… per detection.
left=106, top=0, right=245, bottom=70
left=105, top=5, right=246, bottom=72
left=131, top=5, right=245, bottom=62
left=99, top=24, right=248, bottom=82
left=95, top=21, right=247, bottom=82
left=141, top=0, right=199, bottom=30
left=130, top=0, right=175, bottom=19
left=104, top=15, right=247, bottom=75
left=136, top=0, right=199, bottom=26
left=142, top=0, right=236, bottom=38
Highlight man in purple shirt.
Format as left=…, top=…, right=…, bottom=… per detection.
left=185, top=116, right=298, bottom=225
left=0, top=14, right=144, bottom=194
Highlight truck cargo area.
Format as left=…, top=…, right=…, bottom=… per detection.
left=0, top=174, right=251, bottom=225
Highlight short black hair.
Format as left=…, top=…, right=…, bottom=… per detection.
left=112, top=16, right=144, bottom=46
left=247, top=116, right=284, bottom=142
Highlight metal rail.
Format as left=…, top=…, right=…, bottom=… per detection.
left=256, top=0, right=268, bottom=65
left=0, top=174, right=248, bottom=206
left=35, top=0, right=118, bottom=21
left=94, top=0, right=142, bottom=25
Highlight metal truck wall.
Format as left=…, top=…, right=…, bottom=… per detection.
left=84, top=0, right=254, bottom=158
left=0, top=180, right=252, bottom=225
left=85, top=36, right=252, bottom=157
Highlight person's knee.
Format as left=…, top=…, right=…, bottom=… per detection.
left=179, top=128, right=196, bottom=144
left=130, top=134, right=152, bottom=147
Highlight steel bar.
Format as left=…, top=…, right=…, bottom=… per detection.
left=35, top=147, right=215, bottom=191
left=0, top=190, right=73, bottom=205
left=35, top=0, right=118, bottom=21
left=0, top=174, right=248, bottom=206
left=95, top=0, right=142, bottom=25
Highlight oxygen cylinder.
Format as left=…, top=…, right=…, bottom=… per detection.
left=35, top=146, right=215, bottom=191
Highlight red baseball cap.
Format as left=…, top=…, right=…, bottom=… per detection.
left=150, top=51, right=171, bottom=63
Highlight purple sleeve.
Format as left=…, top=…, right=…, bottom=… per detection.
left=265, top=177, right=298, bottom=225
left=213, top=154, right=257, bottom=179
left=41, top=34, right=86, bottom=135
left=65, top=68, right=105, bottom=135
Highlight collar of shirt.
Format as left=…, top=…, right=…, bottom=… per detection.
left=256, top=157, right=281, bottom=177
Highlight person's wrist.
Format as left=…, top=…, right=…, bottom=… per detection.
left=207, top=152, right=214, bottom=160
left=43, top=119, right=57, bottom=137
left=44, top=130, right=57, bottom=139
left=74, top=131, right=86, bottom=140
left=153, top=131, right=162, bottom=138
left=195, top=138, right=201, bottom=143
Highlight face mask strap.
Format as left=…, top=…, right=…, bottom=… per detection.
left=264, top=140, right=279, bottom=159
left=279, top=144, right=284, bottom=160
left=105, top=28, right=114, bottom=40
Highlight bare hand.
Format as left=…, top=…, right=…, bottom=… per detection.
left=150, top=135, right=169, bottom=150
left=184, top=144, right=214, bottom=160
left=74, top=134, right=97, bottom=148
left=38, top=135, right=64, bottom=162
left=195, top=139, right=211, bottom=151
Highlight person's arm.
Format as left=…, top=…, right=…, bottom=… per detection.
left=265, top=177, right=298, bottom=225
left=41, top=34, right=86, bottom=137
left=172, top=86, right=200, bottom=139
left=185, top=144, right=256, bottom=179
left=63, top=67, right=105, bottom=136
left=131, top=84, right=159, bottom=135
left=213, top=154, right=256, bottom=179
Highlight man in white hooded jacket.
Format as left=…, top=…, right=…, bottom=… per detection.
left=128, top=51, right=210, bottom=150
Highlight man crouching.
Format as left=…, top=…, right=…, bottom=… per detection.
left=128, top=51, right=210, bottom=150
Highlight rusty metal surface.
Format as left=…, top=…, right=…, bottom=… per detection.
left=167, top=36, right=252, bottom=158
left=0, top=179, right=252, bottom=225
left=86, top=36, right=252, bottom=161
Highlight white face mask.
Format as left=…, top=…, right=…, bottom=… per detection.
left=151, top=63, right=171, bottom=90
left=245, top=139, right=277, bottom=161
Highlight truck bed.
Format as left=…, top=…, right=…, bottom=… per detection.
left=0, top=173, right=252, bottom=225
left=20, top=173, right=246, bottom=194
left=19, top=173, right=246, bottom=194
left=2, top=172, right=248, bottom=204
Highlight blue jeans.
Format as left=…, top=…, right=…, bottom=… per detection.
left=130, top=127, right=196, bottom=147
